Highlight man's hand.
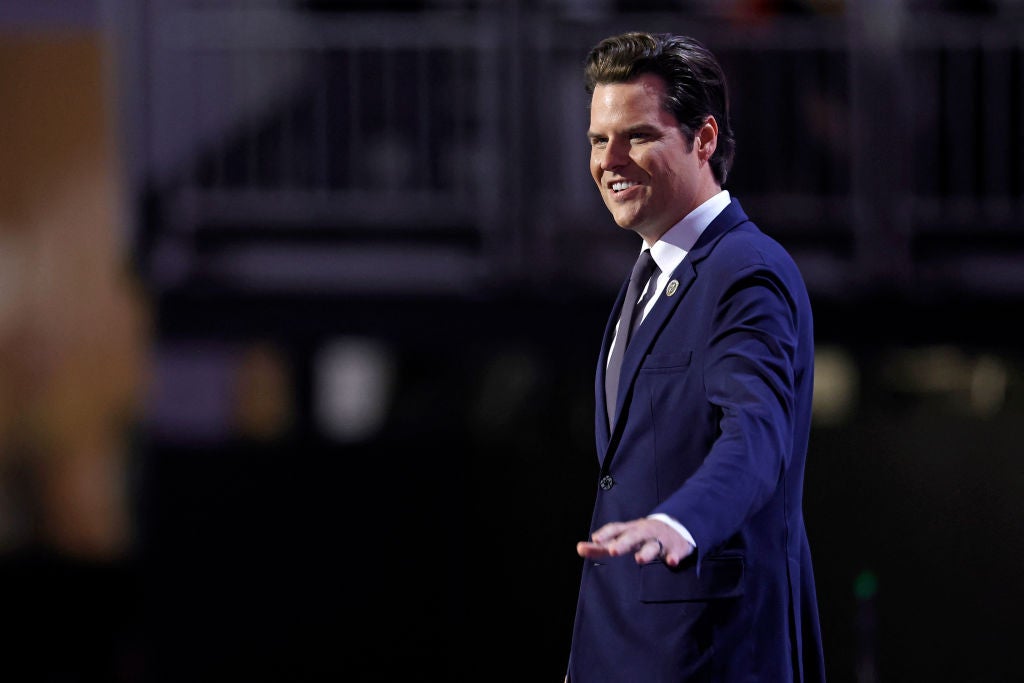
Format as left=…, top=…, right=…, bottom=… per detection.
left=576, top=518, right=694, bottom=567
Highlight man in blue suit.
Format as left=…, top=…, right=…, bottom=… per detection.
left=566, top=32, right=826, bottom=682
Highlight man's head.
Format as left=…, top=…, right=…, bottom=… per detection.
left=584, top=33, right=735, bottom=243
left=585, top=32, right=735, bottom=185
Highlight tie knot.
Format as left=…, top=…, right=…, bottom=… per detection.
left=631, top=249, right=657, bottom=284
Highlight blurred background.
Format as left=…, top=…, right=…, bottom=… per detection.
left=1, top=0, right=1023, bottom=681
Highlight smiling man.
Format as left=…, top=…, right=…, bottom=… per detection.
left=565, top=32, right=827, bottom=682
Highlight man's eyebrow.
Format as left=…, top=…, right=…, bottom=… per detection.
left=588, top=124, right=657, bottom=138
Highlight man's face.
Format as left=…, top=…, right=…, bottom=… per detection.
left=588, top=73, right=702, bottom=243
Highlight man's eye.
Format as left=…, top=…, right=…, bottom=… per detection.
left=630, top=133, right=648, bottom=142
left=591, top=138, right=607, bottom=148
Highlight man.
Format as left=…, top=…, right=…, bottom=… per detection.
left=566, top=32, right=826, bottom=682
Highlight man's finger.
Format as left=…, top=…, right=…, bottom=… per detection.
left=577, top=541, right=613, bottom=558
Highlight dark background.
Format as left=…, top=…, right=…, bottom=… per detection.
left=1, top=1, right=1023, bottom=681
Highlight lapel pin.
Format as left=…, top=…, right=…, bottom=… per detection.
left=666, top=279, right=679, bottom=296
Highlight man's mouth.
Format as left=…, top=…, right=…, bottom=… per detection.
left=611, top=180, right=638, bottom=193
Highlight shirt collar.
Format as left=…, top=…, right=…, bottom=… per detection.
left=643, top=190, right=731, bottom=275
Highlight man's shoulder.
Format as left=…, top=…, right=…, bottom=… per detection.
left=701, top=220, right=803, bottom=280
left=708, top=215, right=779, bottom=254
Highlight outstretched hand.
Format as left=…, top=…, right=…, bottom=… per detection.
left=577, top=517, right=694, bottom=567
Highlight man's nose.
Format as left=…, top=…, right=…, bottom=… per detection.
left=600, top=139, right=628, bottom=170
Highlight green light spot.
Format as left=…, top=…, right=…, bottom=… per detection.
left=854, top=570, right=878, bottom=600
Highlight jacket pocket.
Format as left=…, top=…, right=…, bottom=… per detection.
left=640, top=350, right=693, bottom=371
left=639, top=554, right=744, bottom=603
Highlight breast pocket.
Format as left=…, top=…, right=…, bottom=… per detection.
left=640, top=350, right=693, bottom=372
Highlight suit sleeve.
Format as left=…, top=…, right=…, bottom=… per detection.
left=651, top=261, right=801, bottom=561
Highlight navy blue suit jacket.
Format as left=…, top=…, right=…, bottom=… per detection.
left=568, top=199, right=826, bottom=682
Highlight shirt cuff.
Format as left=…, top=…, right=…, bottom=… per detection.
left=648, top=513, right=697, bottom=548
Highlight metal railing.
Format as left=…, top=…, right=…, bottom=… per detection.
left=107, top=1, right=1024, bottom=299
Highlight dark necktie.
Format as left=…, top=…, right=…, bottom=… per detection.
left=605, top=249, right=658, bottom=426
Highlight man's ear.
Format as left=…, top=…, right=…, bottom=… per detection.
left=696, top=116, right=718, bottom=159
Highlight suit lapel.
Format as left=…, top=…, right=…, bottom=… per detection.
left=595, top=276, right=630, bottom=454
left=600, top=199, right=751, bottom=464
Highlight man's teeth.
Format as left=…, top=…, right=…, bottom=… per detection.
left=612, top=181, right=636, bottom=192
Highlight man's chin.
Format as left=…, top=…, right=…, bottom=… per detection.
left=610, top=214, right=643, bottom=232
left=606, top=206, right=638, bottom=228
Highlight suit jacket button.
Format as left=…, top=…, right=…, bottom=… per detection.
left=599, top=475, right=614, bottom=490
